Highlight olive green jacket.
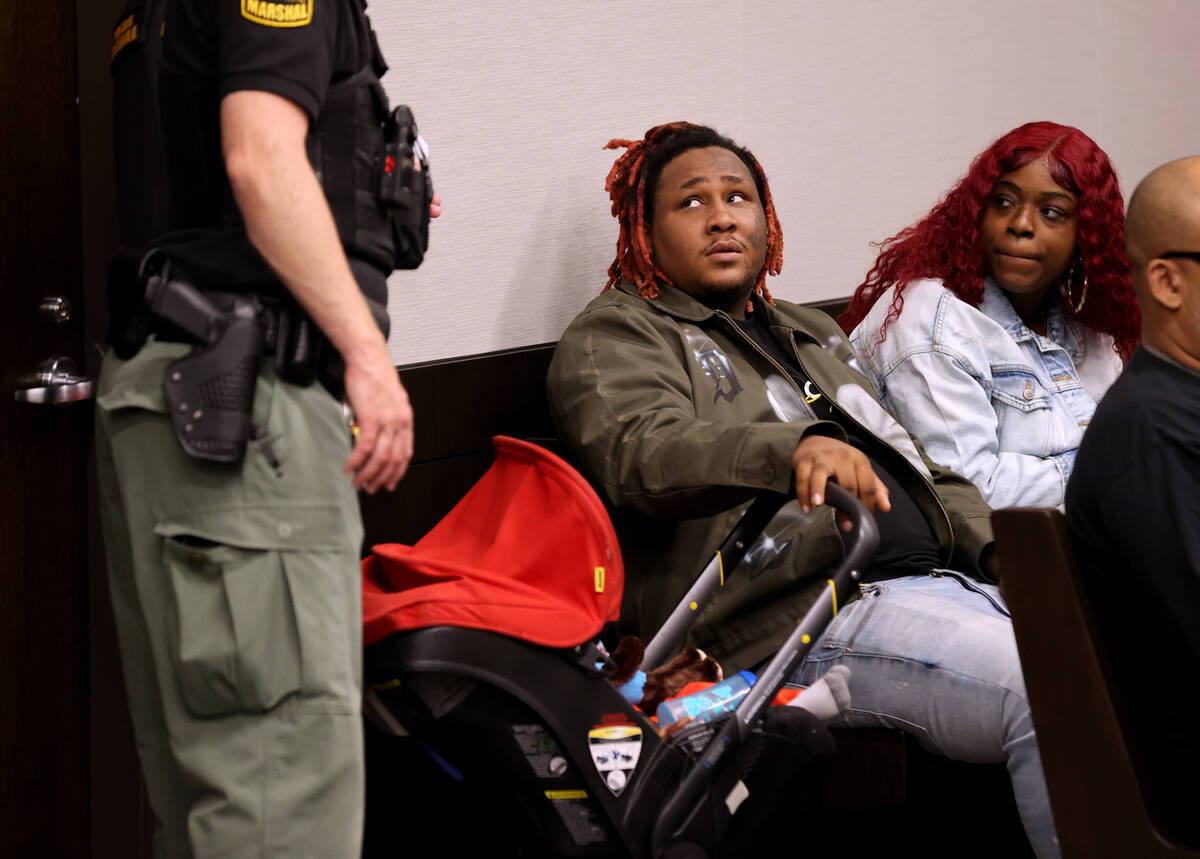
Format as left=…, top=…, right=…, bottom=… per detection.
left=547, top=281, right=994, bottom=671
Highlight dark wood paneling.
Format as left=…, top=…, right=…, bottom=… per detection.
left=362, top=451, right=494, bottom=548
left=808, top=296, right=849, bottom=323
left=404, top=342, right=558, bottom=463
left=359, top=344, right=557, bottom=548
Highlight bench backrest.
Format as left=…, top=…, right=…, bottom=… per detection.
left=993, top=507, right=1200, bottom=859
left=361, top=297, right=851, bottom=550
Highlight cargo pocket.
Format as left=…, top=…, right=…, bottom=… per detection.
left=157, top=504, right=348, bottom=718
left=162, top=537, right=302, bottom=717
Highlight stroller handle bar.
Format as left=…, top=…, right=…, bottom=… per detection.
left=650, top=482, right=879, bottom=855
left=734, top=482, right=879, bottom=722
left=642, top=483, right=878, bottom=672
left=641, top=490, right=790, bottom=672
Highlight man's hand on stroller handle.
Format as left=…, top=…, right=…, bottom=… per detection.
left=792, top=435, right=891, bottom=530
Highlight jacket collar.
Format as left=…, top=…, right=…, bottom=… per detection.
left=978, top=277, right=1084, bottom=360
left=615, top=280, right=820, bottom=345
left=615, top=279, right=714, bottom=322
left=755, top=294, right=822, bottom=346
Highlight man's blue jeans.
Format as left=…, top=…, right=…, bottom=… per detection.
left=795, top=572, right=1059, bottom=859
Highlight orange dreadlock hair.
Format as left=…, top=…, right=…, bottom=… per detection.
left=602, top=122, right=783, bottom=309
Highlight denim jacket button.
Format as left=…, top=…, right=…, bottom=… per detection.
left=1022, top=381, right=1035, bottom=401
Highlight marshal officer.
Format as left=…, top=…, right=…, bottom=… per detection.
left=97, top=1, right=436, bottom=854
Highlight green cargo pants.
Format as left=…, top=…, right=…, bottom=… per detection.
left=95, top=341, right=365, bottom=858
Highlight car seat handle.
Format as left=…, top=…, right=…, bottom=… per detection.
left=642, top=482, right=879, bottom=673
left=652, top=482, right=879, bottom=853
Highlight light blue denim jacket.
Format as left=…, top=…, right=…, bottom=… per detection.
left=850, top=278, right=1122, bottom=509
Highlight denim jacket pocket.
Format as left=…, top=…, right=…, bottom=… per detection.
left=989, top=370, right=1054, bottom=456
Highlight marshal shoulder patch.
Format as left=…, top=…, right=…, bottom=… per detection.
left=240, top=0, right=313, bottom=28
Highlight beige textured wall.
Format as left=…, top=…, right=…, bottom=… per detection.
left=372, top=0, right=1200, bottom=365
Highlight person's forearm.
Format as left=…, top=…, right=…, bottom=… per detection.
left=219, top=90, right=412, bottom=493
left=221, top=96, right=384, bottom=366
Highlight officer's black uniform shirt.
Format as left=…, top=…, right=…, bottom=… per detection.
left=735, top=310, right=943, bottom=580
left=154, top=0, right=373, bottom=296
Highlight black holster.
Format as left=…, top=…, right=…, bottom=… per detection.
left=108, top=250, right=347, bottom=463
left=158, top=286, right=262, bottom=464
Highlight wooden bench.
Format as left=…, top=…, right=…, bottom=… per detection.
left=994, top=507, right=1200, bottom=859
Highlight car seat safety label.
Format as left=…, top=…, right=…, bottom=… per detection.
left=544, top=789, right=588, bottom=800
left=512, top=723, right=566, bottom=779
left=513, top=725, right=608, bottom=847
left=587, top=724, right=642, bottom=796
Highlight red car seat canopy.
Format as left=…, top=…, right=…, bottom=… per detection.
left=362, top=436, right=625, bottom=648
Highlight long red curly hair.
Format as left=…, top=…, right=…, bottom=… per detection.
left=840, top=121, right=1139, bottom=360
left=602, top=122, right=783, bottom=307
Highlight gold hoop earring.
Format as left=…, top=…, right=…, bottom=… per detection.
left=1060, top=261, right=1089, bottom=314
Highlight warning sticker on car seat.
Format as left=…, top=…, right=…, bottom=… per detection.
left=544, top=790, right=608, bottom=846
left=587, top=724, right=642, bottom=796
left=512, top=723, right=565, bottom=779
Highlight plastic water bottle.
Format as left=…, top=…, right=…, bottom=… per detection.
left=655, top=671, right=757, bottom=726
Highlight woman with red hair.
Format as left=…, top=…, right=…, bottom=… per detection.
left=841, top=122, right=1139, bottom=509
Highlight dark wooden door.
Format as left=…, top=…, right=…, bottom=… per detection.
left=0, top=1, right=91, bottom=855
left=79, top=0, right=160, bottom=850
left=2, top=1, right=153, bottom=855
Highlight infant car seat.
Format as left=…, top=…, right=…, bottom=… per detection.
left=362, top=436, right=877, bottom=858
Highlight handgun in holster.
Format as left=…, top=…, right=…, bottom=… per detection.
left=140, top=258, right=263, bottom=465
left=109, top=250, right=344, bottom=463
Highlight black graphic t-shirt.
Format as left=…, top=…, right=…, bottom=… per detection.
left=735, top=312, right=941, bottom=579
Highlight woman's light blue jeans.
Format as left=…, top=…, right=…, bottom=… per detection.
left=794, top=572, right=1060, bottom=858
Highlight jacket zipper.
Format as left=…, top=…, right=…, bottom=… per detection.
left=669, top=300, right=958, bottom=566
left=784, top=331, right=957, bottom=565
left=719, top=313, right=820, bottom=422
left=718, top=312, right=957, bottom=565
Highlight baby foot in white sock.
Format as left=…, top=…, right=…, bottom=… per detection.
left=786, top=665, right=851, bottom=721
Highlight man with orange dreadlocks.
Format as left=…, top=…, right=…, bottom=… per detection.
left=548, top=123, right=1059, bottom=856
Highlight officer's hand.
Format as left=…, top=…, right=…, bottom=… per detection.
left=342, top=352, right=414, bottom=493
left=430, top=193, right=442, bottom=219
left=792, top=435, right=890, bottom=530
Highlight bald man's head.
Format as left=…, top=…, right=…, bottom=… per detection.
left=1126, top=156, right=1200, bottom=368
left=1126, top=157, right=1200, bottom=274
